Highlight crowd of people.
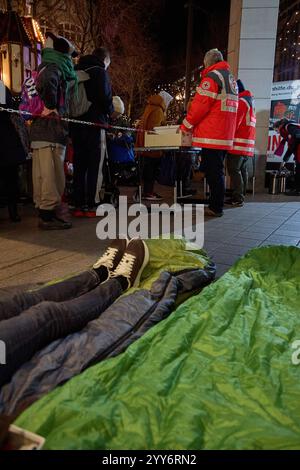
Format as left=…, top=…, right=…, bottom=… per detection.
left=1, top=37, right=300, bottom=228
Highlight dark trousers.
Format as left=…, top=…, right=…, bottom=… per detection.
left=176, top=154, right=192, bottom=189
left=143, top=157, right=161, bottom=194
left=0, top=271, right=123, bottom=387
left=71, top=126, right=101, bottom=208
left=0, top=165, right=19, bottom=205
left=227, top=154, right=249, bottom=203
left=201, top=148, right=225, bottom=213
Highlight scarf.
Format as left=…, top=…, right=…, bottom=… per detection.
left=41, top=48, right=77, bottom=84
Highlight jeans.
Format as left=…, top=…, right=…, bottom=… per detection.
left=0, top=272, right=123, bottom=387
left=201, top=148, right=226, bottom=213
left=227, top=154, right=249, bottom=203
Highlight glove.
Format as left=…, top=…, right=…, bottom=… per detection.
left=179, top=124, right=192, bottom=134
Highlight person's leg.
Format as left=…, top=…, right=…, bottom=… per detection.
left=38, top=146, right=62, bottom=215
left=0, top=270, right=101, bottom=322
left=36, top=146, right=71, bottom=228
left=203, top=149, right=225, bottom=213
left=72, top=129, right=89, bottom=209
left=0, top=278, right=123, bottom=387
left=5, top=165, right=20, bottom=222
left=143, top=157, right=162, bottom=197
left=183, top=155, right=193, bottom=190
left=0, top=238, right=128, bottom=321
left=240, top=156, right=249, bottom=197
left=0, top=238, right=148, bottom=386
left=226, top=154, right=244, bottom=203
left=53, top=146, right=66, bottom=202
left=143, top=156, right=156, bottom=194
left=31, top=148, right=42, bottom=210
left=86, top=128, right=101, bottom=208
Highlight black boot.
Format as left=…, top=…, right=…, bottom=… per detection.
left=38, top=209, right=72, bottom=230
left=8, top=204, right=21, bottom=222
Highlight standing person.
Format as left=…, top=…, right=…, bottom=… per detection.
left=71, top=47, right=114, bottom=217
left=226, top=79, right=256, bottom=207
left=136, top=91, right=173, bottom=201
left=176, top=97, right=197, bottom=197
left=180, top=49, right=238, bottom=217
left=273, top=119, right=300, bottom=196
left=0, top=80, right=28, bottom=222
left=30, top=32, right=77, bottom=230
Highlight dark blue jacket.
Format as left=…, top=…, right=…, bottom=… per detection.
left=75, top=55, right=113, bottom=124
left=107, top=134, right=135, bottom=163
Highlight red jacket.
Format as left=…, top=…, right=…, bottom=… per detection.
left=180, top=61, right=238, bottom=150
left=229, top=90, right=256, bottom=157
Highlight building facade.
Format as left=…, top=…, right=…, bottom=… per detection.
left=0, top=1, right=44, bottom=93
left=228, top=0, right=300, bottom=187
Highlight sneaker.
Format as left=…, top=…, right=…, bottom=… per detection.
left=84, top=209, right=97, bottom=218
left=38, top=217, right=72, bottom=230
left=204, top=207, right=223, bottom=218
left=72, top=208, right=86, bottom=217
left=178, top=188, right=197, bottom=198
left=110, top=238, right=149, bottom=288
left=93, top=239, right=129, bottom=272
left=225, top=199, right=244, bottom=207
left=142, top=193, right=163, bottom=201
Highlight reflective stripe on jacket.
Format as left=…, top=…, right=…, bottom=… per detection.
left=180, top=61, right=238, bottom=151
left=229, top=90, right=256, bottom=157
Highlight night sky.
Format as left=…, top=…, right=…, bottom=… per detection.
left=152, top=0, right=231, bottom=82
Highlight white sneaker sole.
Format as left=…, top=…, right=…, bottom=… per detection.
left=132, top=240, right=150, bottom=288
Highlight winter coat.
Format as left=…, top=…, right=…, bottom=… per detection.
left=181, top=61, right=238, bottom=150
left=135, top=94, right=167, bottom=157
left=107, top=134, right=135, bottom=163
left=75, top=55, right=113, bottom=124
left=0, top=85, right=27, bottom=167
left=30, top=63, right=69, bottom=146
left=229, top=90, right=256, bottom=157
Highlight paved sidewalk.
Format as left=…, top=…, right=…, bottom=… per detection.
left=0, top=194, right=299, bottom=289
left=204, top=200, right=300, bottom=277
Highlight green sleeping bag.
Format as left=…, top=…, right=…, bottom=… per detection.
left=16, top=246, right=300, bottom=450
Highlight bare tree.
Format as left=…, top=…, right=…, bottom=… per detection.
left=31, top=0, right=161, bottom=117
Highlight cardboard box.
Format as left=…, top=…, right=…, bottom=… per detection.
left=1, top=425, right=45, bottom=450
left=144, top=125, right=192, bottom=148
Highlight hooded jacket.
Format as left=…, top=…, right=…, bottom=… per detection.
left=30, top=62, right=70, bottom=145
left=75, top=55, right=113, bottom=124
left=229, top=90, right=256, bottom=157
left=180, top=61, right=238, bottom=150
left=135, top=94, right=166, bottom=149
